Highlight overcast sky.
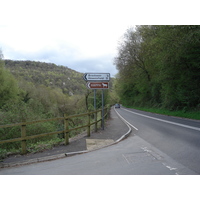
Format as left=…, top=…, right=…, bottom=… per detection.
left=0, top=0, right=198, bottom=77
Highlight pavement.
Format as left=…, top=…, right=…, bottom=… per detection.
left=0, top=107, right=131, bottom=168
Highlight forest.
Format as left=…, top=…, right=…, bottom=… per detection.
left=114, top=25, right=200, bottom=112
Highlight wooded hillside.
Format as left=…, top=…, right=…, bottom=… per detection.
left=4, top=60, right=85, bottom=95
left=1, top=58, right=114, bottom=124
left=1, top=59, right=88, bottom=127
left=114, top=25, right=200, bottom=111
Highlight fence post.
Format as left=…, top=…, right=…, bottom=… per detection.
left=64, top=114, right=69, bottom=145
left=21, top=122, right=27, bottom=154
left=87, top=112, right=90, bottom=137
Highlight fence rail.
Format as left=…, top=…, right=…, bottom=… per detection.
left=0, top=107, right=110, bottom=154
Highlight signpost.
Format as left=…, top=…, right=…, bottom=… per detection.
left=83, top=73, right=110, bottom=130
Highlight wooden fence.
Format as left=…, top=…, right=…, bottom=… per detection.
left=0, top=107, right=110, bottom=154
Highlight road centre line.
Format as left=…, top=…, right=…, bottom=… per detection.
left=122, top=108, right=200, bottom=131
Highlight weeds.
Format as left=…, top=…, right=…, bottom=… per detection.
left=27, top=138, right=64, bottom=153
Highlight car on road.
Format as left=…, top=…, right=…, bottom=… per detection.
left=115, top=103, right=120, bottom=108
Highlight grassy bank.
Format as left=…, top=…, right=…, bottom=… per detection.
left=124, top=106, right=200, bottom=120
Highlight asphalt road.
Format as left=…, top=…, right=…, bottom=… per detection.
left=0, top=107, right=199, bottom=175
left=117, top=107, right=200, bottom=174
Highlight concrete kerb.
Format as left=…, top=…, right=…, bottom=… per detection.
left=0, top=108, right=132, bottom=168
left=114, top=107, right=133, bottom=143
left=0, top=153, right=67, bottom=168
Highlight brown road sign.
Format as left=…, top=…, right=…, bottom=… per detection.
left=86, top=82, right=109, bottom=89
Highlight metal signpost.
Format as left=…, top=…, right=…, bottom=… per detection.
left=83, top=73, right=110, bottom=130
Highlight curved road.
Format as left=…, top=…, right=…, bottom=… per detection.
left=0, top=107, right=199, bottom=175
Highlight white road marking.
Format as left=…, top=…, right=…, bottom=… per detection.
left=114, top=108, right=138, bottom=130
left=162, top=162, right=177, bottom=172
left=122, top=108, right=200, bottom=131
left=122, top=154, right=131, bottom=164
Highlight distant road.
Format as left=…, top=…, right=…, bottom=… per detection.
left=116, top=107, right=200, bottom=174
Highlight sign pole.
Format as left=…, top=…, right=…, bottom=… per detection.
left=94, top=89, right=97, bottom=132
left=102, top=89, right=104, bottom=130
left=83, top=73, right=110, bottom=131
left=94, top=89, right=96, bottom=109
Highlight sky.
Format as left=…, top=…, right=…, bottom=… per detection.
left=0, top=0, right=199, bottom=77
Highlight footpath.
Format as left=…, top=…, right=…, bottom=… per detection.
left=0, top=107, right=131, bottom=168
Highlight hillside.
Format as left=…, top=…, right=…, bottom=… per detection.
left=4, top=60, right=86, bottom=96
left=1, top=59, right=114, bottom=122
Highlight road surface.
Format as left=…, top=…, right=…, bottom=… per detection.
left=117, top=107, right=200, bottom=174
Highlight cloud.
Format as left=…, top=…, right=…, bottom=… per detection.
left=67, top=56, right=118, bottom=77
left=1, top=1, right=142, bottom=79
left=1, top=0, right=196, bottom=79
left=1, top=41, right=118, bottom=77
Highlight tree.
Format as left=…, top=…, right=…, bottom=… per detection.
left=114, top=26, right=152, bottom=106
left=0, top=50, right=19, bottom=108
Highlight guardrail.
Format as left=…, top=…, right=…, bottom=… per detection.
left=0, top=107, right=110, bottom=154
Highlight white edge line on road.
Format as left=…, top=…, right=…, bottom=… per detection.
left=122, top=108, right=200, bottom=131
left=114, top=108, right=138, bottom=131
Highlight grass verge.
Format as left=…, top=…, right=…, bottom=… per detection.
left=125, top=106, right=200, bottom=120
